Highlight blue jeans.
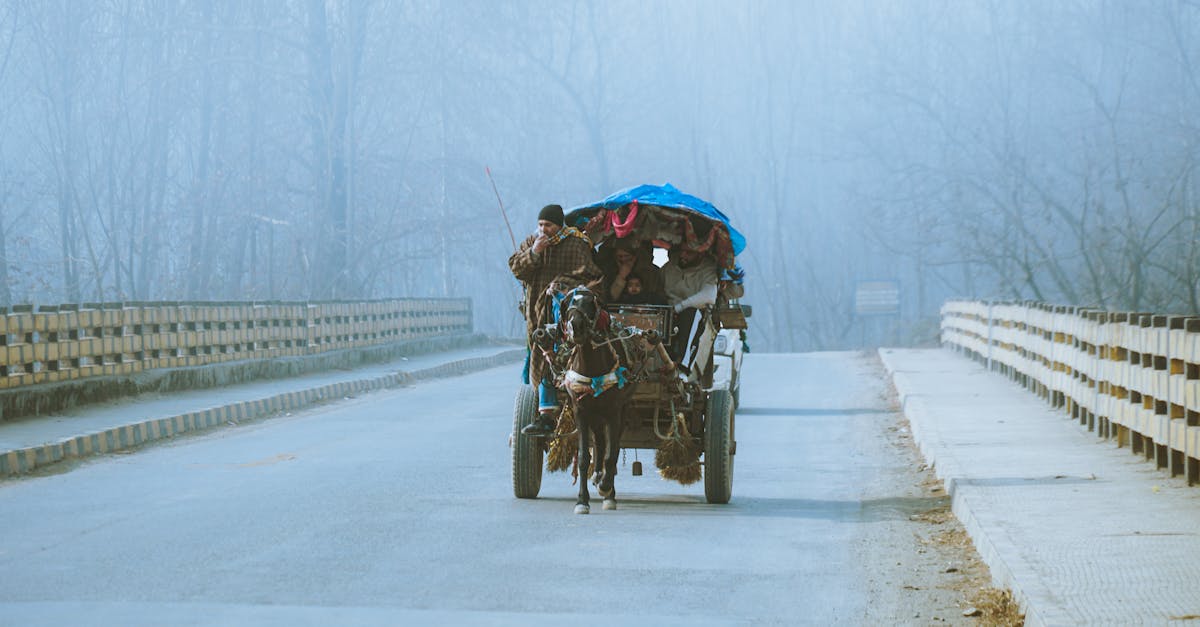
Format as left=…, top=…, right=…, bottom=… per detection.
left=525, top=348, right=559, bottom=412
left=538, top=378, right=559, bottom=412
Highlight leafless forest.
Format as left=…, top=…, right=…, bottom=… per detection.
left=0, top=1, right=1198, bottom=351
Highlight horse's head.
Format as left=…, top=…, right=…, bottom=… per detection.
left=560, top=286, right=605, bottom=346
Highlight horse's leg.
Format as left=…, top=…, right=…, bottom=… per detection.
left=600, top=403, right=622, bottom=510
left=596, top=422, right=612, bottom=499
left=591, top=442, right=603, bottom=487
left=575, top=405, right=592, bottom=515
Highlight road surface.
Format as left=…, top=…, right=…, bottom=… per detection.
left=0, top=352, right=977, bottom=625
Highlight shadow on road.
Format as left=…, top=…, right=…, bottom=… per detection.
left=527, top=494, right=951, bottom=522
left=724, top=494, right=951, bottom=522
left=736, top=407, right=887, bottom=418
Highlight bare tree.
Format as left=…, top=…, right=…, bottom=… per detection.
left=0, top=1, right=20, bottom=305
left=25, top=0, right=88, bottom=302
left=301, top=0, right=368, bottom=299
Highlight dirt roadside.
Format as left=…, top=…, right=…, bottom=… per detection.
left=852, top=354, right=1023, bottom=626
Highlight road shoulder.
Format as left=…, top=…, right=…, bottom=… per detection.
left=0, top=340, right=524, bottom=477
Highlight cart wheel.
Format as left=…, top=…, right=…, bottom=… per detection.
left=704, top=388, right=734, bottom=504
left=512, top=385, right=544, bottom=499
left=731, top=374, right=741, bottom=409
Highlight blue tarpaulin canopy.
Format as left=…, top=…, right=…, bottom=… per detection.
left=567, top=183, right=746, bottom=256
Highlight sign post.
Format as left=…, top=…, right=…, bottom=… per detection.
left=854, top=279, right=901, bottom=347
left=855, top=280, right=901, bottom=316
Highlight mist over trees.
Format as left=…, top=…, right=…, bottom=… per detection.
left=1, top=1, right=1198, bottom=351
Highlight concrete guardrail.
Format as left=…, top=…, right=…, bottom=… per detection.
left=0, top=298, right=472, bottom=389
left=941, top=299, right=1200, bottom=485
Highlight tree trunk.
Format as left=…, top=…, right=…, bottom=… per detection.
left=303, top=0, right=350, bottom=299
left=49, top=7, right=81, bottom=302
left=187, top=2, right=216, bottom=300
left=0, top=202, right=10, bottom=306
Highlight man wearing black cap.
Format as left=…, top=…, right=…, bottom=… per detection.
left=509, top=204, right=602, bottom=436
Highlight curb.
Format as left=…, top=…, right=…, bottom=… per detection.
left=0, top=348, right=525, bottom=478
left=0, top=332, right=497, bottom=423
left=878, top=348, right=1056, bottom=627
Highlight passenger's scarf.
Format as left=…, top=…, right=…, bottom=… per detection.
left=546, top=226, right=591, bottom=247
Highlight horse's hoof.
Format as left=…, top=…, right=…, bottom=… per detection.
left=603, top=499, right=617, bottom=511
left=574, top=504, right=590, bottom=515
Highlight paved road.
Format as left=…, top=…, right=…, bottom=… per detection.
left=0, top=352, right=933, bottom=625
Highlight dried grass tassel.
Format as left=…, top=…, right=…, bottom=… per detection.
left=546, top=405, right=578, bottom=472
left=656, top=412, right=701, bottom=485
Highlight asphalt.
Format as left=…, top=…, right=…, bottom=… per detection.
left=881, top=347, right=1200, bottom=626
left=0, top=341, right=525, bottom=477
left=6, top=342, right=1200, bottom=624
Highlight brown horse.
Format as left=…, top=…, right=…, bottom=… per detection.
left=558, top=287, right=635, bottom=514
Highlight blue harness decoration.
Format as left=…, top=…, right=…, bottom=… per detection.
left=590, top=366, right=629, bottom=397
left=562, top=365, right=629, bottom=398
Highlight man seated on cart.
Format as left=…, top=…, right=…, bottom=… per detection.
left=662, top=245, right=720, bottom=377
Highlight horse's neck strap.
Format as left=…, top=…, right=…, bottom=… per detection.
left=562, top=366, right=629, bottom=398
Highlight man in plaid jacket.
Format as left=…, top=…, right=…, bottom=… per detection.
left=508, top=204, right=602, bottom=436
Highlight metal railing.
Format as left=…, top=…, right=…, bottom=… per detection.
left=941, top=300, right=1200, bottom=485
left=0, top=298, right=472, bottom=389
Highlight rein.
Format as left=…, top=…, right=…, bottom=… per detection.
left=587, top=330, right=627, bottom=349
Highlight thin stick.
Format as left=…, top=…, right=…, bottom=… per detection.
left=486, top=166, right=517, bottom=250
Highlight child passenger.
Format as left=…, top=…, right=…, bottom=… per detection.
left=618, top=273, right=664, bottom=305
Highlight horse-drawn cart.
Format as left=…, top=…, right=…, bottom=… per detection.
left=511, top=184, right=749, bottom=507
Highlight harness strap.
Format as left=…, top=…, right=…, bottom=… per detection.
left=562, top=366, right=629, bottom=398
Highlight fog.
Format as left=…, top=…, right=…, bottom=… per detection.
left=0, top=1, right=1197, bottom=351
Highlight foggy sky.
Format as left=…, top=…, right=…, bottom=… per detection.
left=0, top=1, right=1196, bottom=350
